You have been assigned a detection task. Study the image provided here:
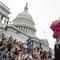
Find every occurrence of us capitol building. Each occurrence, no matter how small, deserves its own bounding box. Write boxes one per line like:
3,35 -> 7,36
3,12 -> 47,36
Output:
0,1 -> 52,52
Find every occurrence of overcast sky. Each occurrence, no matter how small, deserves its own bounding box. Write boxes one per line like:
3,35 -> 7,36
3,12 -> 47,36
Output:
0,0 -> 60,49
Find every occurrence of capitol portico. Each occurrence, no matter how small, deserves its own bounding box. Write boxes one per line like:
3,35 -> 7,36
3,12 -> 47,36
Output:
0,1 -> 51,52
0,1 -> 10,26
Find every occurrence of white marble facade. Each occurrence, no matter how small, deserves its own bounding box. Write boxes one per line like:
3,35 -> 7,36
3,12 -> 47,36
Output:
0,1 -> 50,51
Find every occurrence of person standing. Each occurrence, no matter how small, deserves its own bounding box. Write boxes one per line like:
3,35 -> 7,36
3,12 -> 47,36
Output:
50,19 -> 60,60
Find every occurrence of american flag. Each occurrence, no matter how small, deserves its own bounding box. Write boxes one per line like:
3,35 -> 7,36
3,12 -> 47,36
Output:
26,37 -> 33,48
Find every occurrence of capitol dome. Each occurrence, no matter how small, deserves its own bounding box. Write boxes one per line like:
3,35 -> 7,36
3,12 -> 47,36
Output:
13,3 -> 36,37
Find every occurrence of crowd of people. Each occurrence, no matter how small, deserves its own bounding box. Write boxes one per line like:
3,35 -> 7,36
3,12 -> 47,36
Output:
0,32 -> 53,60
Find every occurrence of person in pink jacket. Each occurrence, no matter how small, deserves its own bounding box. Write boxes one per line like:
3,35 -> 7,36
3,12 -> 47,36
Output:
50,19 -> 60,60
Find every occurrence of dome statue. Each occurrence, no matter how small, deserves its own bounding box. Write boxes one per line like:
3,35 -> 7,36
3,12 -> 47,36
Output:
13,3 -> 36,37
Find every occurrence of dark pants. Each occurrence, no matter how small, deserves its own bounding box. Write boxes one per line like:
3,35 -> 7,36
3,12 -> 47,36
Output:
54,44 -> 60,60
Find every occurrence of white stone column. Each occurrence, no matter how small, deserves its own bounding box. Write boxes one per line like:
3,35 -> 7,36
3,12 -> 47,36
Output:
26,27 -> 28,33
25,27 -> 26,32
23,26 -> 25,32
31,28 -> 32,34
24,26 -> 25,32
22,26 -> 24,31
21,26 -> 23,31
0,13 -> 2,26
27,27 -> 29,34
4,17 -> 8,26
29,28 -> 31,35
0,14 -> 2,20
26,27 -> 27,32
32,30 -> 34,35
21,26 -> 22,31
19,26 -> 20,29
28,28 -> 30,34
27,27 -> 28,33
31,29 -> 33,34
20,26 -> 21,30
